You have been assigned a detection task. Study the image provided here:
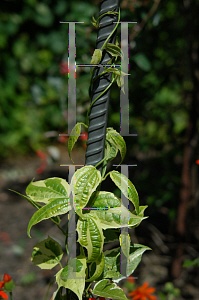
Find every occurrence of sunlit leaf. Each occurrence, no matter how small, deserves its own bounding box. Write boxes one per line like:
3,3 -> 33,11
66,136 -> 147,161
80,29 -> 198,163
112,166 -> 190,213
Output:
70,165 -> 101,209
9,189 -> 60,225
109,171 -> 139,214
27,198 -> 71,237
68,122 -> 87,163
56,254 -> 87,300
92,279 -> 128,300
120,231 -> 130,257
31,236 -> 63,269
86,252 -> 105,282
26,177 -> 69,204
101,244 -> 151,282
77,214 -> 104,262
106,128 -> 126,164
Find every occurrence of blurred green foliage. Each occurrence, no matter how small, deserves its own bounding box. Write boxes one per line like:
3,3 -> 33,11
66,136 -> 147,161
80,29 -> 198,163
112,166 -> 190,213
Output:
0,0 -> 197,226
0,0 -> 98,157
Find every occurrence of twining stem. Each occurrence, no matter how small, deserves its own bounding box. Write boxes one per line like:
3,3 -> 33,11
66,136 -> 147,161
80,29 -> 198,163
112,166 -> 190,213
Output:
9,292 -> 13,300
94,150 -> 110,169
97,9 -> 118,25
101,171 -> 111,182
86,76 -> 115,125
87,9 -> 120,125
101,8 -> 120,51
57,224 -> 67,236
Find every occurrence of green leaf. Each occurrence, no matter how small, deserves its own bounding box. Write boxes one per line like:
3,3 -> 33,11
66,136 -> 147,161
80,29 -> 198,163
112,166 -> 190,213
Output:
9,189 -> 42,209
70,165 -> 101,209
120,232 -> 130,257
92,279 -> 128,300
91,191 -> 143,229
90,49 -> 102,65
101,141 -> 118,178
77,214 -> 104,262
86,252 -> 105,282
100,66 -> 121,77
105,42 -> 124,59
56,254 -> 87,300
105,140 -> 118,162
9,189 -> 61,225
109,171 -> 139,214
116,74 -> 125,94
94,206 -> 143,230
183,257 -> 199,267
106,128 -> 126,164
91,15 -> 98,28
31,236 -> 63,269
103,229 -> 119,243
132,53 -> 151,72
137,205 -> 148,217
52,287 -> 63,300
92,191 -> 121,207
101,244 -> 150,282
68,122 -> 87,163
26,177 -> 69,204
27,198 -> 71,238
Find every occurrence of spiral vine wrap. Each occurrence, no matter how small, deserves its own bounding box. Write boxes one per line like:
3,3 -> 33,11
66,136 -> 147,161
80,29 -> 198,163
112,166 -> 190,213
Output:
85,0 -> 120,172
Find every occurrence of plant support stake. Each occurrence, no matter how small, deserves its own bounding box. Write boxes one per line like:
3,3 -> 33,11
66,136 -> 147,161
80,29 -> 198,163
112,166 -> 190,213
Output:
85,0 -> 120,173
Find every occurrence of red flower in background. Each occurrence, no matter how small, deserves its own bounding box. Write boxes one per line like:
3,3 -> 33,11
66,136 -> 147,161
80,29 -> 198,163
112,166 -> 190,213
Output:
0,282 -> 4,289
36,150 -> 47,174
2,275 -> 11,284
60,62 -> 68,75
0,232 -> 11,245
128,282 -> 157,300
0,274 -> 12,300
0,291 -> 8,299
79,131 -> 88,150
128,275 -> 136,283
196,159 -> 199,164
89,297 -> 112,300
58,133 -> 68,144
60,61 -> 78,78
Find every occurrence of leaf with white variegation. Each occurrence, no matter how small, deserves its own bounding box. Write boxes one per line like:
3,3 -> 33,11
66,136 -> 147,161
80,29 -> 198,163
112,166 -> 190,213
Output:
26,177 -> 69,204
86,252 -> 105,282
56,254 -> 87,300
109,171 -> 139,214
91,191 -> 143,229
68,122 -> 88,163
92,279 -> 128,300
106,128 -> 126,164
101,244 -> 151,282
9,189 -> 61,226
76,214 -> 104,263
137,205 -> 148,217
70,165 -> 101,209
120,231 -> 130,257
103,229 -> 119,243
27,198 -> 71,237
105,140 -> 118,162
101,140 -> 118,178
105,43 -> 124,59
31,236 -> 63,269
